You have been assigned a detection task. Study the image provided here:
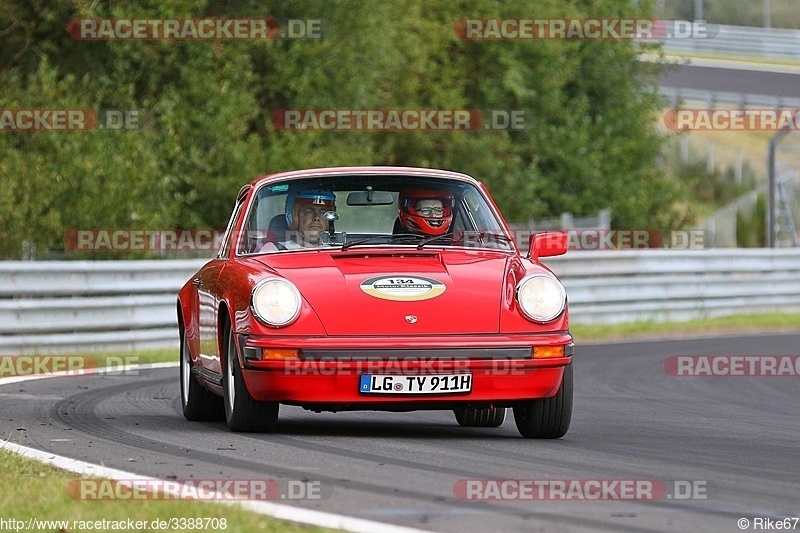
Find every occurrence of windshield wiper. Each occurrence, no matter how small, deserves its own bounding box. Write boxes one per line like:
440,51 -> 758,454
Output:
416,231 -> 514,249
339,234 -> 424,251
474,231 -> 514,244
415,234 -> 452,249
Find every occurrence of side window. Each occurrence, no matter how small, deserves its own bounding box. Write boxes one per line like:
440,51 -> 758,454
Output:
218,197 -> 247,258
462,188 -> 501,231
451,204 -> 468,233
238,189 -> 288,254
456,188 -> 514,250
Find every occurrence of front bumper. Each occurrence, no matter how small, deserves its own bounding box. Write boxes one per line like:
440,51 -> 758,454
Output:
238,333 -> 572,407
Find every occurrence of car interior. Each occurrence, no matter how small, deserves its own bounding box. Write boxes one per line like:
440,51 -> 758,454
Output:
237,175 -> 513,254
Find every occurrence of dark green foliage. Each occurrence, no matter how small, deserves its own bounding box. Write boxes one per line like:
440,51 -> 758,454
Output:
737,193 -> 766,248
0,0 -> 677,258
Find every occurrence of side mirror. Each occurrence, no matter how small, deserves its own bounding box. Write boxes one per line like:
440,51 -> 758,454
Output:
528,231 -> 568,260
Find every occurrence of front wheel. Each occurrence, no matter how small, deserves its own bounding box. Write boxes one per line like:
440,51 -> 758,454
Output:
180,327 -> 223,421
222,325 -> 279,432
454,407 -> 507,427
513,363 -> 572,439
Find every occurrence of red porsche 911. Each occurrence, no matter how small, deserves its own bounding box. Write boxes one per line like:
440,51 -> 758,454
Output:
178,167 -> 573,438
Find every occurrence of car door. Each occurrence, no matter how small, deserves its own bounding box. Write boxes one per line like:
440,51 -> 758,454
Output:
197,189 -> 249,376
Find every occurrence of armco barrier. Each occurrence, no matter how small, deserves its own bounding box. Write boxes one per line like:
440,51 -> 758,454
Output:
0,260 -> 204,355
2,250 -> 799,354
660,24 -> 800,62
543,249 -> 800,325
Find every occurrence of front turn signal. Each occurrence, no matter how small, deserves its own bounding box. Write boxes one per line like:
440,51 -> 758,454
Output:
261,348 -> 300,361
533,346 -> 565,359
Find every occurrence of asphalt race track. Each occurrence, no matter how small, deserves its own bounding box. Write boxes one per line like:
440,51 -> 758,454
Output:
658,63 -> 800,99
2,333 -> 799,532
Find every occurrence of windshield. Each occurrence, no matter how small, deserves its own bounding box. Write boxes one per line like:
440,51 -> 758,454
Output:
237,174 -> 514,254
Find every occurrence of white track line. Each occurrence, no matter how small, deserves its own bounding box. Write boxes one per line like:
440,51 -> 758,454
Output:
0,363 -> 428,533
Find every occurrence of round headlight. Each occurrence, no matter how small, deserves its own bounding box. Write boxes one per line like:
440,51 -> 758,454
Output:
251,278 -> 302,327
516,275 -> 566,322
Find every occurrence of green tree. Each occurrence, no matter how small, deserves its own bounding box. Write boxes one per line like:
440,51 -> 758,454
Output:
0,0 -> 677,258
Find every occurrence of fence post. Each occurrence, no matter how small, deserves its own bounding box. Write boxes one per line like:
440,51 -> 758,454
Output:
768,129 -> 792,247
680,135 -> 690,166
599,209 -> 611,230
707,142 -> 715,174
735,151 -> 743,184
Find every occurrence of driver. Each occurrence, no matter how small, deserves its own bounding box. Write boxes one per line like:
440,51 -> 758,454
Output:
397,188 -> 454,236
262,189 -> 336,250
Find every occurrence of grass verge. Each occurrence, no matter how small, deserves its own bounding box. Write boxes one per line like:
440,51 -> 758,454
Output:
0,447 -> 330,533
90,348 -> 177,367
658,52 -> 800,68
570,311 -> 800,343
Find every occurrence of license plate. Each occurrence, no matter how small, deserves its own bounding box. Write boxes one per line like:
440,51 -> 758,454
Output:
359,374 -> 472,394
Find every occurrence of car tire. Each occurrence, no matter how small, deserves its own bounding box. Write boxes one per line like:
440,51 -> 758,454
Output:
180,327 -> 224,421
454,407 -> 507,427
222,325 -> 279,432
513,363 -> 572,439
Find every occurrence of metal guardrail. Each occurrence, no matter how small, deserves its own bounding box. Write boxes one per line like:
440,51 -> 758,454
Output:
661,23 -> 800,61
543,249 -> 800,324
659,86 -> 800,109
2,250 -> 800,353
0,260 -> 204,354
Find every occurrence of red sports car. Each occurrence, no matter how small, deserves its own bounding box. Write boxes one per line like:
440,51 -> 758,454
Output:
178,167 -> 573,438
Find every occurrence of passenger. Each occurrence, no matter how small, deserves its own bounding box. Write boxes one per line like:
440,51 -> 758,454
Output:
397,189 -> 454,236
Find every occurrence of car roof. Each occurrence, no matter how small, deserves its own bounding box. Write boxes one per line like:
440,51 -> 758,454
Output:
247,166 -> 481,188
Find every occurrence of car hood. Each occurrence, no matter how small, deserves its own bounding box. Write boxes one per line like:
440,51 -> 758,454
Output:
255,250 -> 508,335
